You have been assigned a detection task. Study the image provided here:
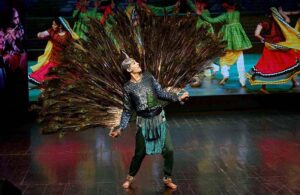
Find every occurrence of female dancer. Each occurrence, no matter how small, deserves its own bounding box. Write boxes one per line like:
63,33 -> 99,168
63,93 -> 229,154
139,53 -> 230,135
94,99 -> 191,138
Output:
29,17 -> 78,85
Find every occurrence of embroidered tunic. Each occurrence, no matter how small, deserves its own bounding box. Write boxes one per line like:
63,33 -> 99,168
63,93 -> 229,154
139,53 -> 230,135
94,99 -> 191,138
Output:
119,72 -> 178,154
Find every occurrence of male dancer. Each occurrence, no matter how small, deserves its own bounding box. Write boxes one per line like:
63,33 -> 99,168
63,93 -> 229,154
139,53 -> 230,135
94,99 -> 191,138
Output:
109,56 -> 189,189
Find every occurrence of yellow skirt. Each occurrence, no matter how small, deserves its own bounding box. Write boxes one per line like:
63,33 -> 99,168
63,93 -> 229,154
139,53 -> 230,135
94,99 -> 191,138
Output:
30,41 -> 52,72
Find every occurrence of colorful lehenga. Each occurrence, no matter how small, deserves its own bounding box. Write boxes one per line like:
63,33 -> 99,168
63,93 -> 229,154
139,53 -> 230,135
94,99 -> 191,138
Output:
29,29 -> 72,84
247,8 -> 300,85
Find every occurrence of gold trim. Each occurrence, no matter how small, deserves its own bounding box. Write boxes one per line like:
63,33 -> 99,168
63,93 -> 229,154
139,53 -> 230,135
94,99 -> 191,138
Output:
246,71 -> 300,85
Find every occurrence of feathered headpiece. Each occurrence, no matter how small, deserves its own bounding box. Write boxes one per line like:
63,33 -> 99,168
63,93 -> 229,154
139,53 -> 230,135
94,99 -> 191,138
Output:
121,50 -> 136,70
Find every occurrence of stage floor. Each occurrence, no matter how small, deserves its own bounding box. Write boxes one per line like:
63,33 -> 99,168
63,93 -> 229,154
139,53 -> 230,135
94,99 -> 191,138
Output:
28,54 -> 300,101
1,110 -> 299,194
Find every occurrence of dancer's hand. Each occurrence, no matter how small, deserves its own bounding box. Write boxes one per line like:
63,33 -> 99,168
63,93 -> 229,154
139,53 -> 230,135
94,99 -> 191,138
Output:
179,92 -> 189,101
109,128 -> 121,138
284,16 -> 291,23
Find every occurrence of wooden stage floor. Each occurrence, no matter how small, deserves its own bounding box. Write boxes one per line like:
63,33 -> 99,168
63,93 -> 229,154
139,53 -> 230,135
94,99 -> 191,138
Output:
1,110 -> 299,194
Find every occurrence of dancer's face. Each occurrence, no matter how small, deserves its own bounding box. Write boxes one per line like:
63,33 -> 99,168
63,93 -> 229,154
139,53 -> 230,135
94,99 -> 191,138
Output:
128,60 -> 142,73
12,10 -> 20,25
52,21 -> 59,31
52,21 -> 63,32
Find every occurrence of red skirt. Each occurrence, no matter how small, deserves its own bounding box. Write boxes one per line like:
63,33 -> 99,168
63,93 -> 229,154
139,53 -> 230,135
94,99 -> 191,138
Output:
29,61 -> 58,84
247,47 -> 300,85
254,47 -> 300,74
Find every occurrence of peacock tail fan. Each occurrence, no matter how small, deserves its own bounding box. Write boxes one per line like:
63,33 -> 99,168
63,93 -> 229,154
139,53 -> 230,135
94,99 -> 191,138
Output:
138,10 -> 226,92
36,10 -> 225,135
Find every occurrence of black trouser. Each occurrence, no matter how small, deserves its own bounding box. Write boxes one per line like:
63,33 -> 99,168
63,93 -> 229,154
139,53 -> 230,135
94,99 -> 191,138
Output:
128,128 -> 174,177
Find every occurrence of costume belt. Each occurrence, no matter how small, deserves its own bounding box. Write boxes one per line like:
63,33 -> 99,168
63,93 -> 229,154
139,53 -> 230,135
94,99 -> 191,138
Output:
136,106 -> 162,118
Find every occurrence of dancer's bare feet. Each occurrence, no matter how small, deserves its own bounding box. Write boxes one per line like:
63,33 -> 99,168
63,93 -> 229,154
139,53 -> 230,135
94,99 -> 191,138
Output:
291,80 -> 299,89
163,177 -> 177,190
122,175 -> 134,189
260,85 -> 269,94
219,77 -> 228,85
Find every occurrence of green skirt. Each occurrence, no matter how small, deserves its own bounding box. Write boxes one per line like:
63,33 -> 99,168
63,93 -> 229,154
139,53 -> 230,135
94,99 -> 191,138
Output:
136,110 -> 167,155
